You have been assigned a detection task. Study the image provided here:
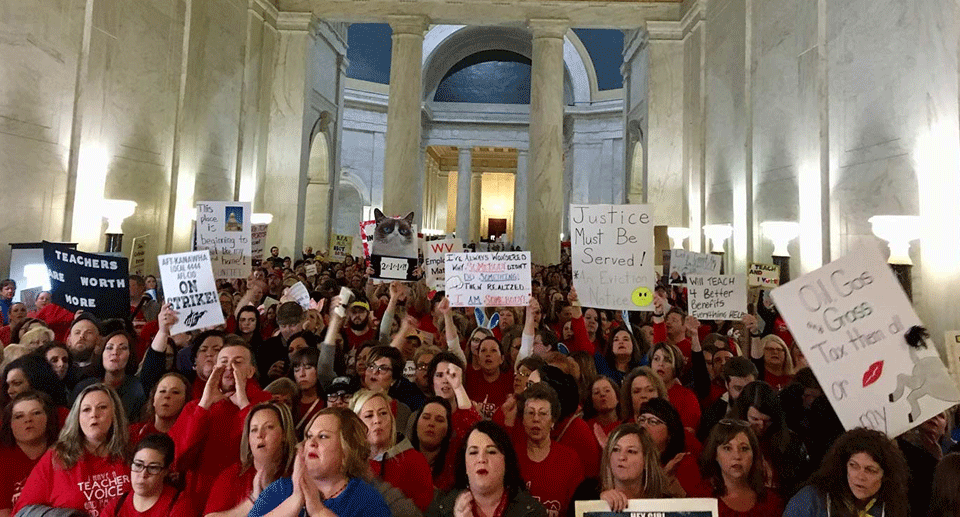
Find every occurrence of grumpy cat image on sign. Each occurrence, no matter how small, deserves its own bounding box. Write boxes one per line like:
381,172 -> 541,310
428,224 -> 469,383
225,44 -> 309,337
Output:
372,209 -> 418,258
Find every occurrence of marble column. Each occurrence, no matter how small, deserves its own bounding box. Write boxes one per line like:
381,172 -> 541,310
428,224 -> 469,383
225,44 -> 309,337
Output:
456,147 -> 472,241
383,15 -> 428,217
527,19 -> 568,265
513,149 -> 529,248
470,171 -> 483,242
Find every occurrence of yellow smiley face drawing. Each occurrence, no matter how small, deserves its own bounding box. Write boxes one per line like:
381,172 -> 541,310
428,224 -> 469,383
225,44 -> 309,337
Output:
632,287 -> 653,307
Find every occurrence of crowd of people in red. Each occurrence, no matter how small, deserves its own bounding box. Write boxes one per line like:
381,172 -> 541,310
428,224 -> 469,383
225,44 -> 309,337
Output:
0,246 -> 956,517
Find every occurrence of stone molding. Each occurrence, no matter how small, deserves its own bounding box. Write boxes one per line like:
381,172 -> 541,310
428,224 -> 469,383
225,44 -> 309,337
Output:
388,14 -> 430,35
528,19 -> 570,40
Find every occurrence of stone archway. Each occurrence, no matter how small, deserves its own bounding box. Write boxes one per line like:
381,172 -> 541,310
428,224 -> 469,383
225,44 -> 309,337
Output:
304,113 -> 334,251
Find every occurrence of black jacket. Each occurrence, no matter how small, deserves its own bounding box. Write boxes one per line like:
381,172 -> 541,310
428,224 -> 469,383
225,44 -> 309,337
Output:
427,489 -> 547,517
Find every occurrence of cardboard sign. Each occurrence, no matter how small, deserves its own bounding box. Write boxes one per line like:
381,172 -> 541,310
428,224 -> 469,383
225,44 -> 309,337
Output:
330,234 -> 353,262
444,251 -> 531,307
770,246 -> 960,437
945,331 -> 960,391
570,204 -> 655,311
360,212 -> 420,282
304,263 -> 318,277
424,238 -> 463,291
157,250 -> 225,334
748,262 -> 780,289
576,498 -> 718,517
668,250 -> 721,284
129,235 -> 149,276
42,242 -> 129,320
687,274 -> 746,321
251,224 -> 268,261
195,201 -> 252,279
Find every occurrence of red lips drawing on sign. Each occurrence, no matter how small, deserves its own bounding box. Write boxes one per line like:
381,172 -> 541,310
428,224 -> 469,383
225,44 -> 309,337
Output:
863,361 -> 884,387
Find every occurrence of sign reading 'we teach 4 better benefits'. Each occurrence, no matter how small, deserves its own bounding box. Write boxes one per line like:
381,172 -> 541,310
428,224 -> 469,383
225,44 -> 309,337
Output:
771,246 -> 960,438
570,204 -> 655,311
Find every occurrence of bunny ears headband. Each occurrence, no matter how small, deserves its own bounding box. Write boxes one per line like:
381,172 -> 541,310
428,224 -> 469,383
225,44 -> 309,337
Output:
475,308 -> 500,330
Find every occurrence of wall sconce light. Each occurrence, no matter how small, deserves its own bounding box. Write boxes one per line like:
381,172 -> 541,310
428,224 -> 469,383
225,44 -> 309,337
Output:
869,215 -> 919,299
761,220 -> 799,285
667,227 -> 691,250
252,213 -> 274,225
702,224 -> 733,253
101,199 -> 137,253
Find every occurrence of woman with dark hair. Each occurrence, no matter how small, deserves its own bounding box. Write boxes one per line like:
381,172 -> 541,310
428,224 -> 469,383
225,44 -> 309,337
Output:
784,427 -> 909,517
14,383 -> 131,516
427,420 -> 546,517
36,342 -> 71,381
636,398 -> 702,494
0,392 -> 60,517
693,419 -> 783,517
567,288 -> 605,355
204,401 -> 298,516
594,328 -> 646,386
237,305 -> 265,349
428,351 -> 482,456
620,366 -> 668,424
411,396 -> 456,491
129,372 -> 190,447
101,434 -> 194,517
290,346 -> 324,439
2,354 -> 68,409
929,452 -> 960,517
650,342 -> 700,431
730,380 -> 810,499
584,376 -> 622,447
72,330 -> 146,422
465,336 -> 514,418
250,407 -> 391,517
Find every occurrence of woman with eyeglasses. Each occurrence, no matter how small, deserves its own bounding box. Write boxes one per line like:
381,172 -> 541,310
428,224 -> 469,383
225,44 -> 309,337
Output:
745,316 -> 795,391
636,398 -> 703,495
101,434 -> 194,517
290,347 -> 324,439
426,420 -> 547,517
0,392 -> 60,517
14,384 -> 131,516
783,427 -> 908,517
513,383 -> 584,517
692,419 -> 783,517
203,401 -> 298,516
351,389 -> 434,512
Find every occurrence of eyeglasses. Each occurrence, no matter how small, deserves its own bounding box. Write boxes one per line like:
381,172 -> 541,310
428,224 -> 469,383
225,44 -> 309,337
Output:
131,461 -> 165,475
718,418 -> 750,428
327,393 -> 349,403
636,415 -> 665,426
366,364 -> 392,374
516,371 -> 531,379
416,363 -> 430,371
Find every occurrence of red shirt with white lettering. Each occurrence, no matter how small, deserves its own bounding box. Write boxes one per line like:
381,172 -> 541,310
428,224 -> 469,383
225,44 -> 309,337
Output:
0,446 -> 41,511
464,369 -> 514,419
13,449 -> 131,517
516,440 -> 584,517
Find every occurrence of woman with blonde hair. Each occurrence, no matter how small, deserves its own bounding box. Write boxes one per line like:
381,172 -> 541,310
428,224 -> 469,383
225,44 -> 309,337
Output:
250,407 -> 390,517
351,389 -> 433,511
17,326 -> 54,350
204,401 -> 298,516
752,334 -> 794,391
14,383 -> 131,516
590,424 -> 684,510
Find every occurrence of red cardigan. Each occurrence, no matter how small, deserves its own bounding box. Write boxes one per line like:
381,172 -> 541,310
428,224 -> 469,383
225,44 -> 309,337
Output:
370,440 -> 434,511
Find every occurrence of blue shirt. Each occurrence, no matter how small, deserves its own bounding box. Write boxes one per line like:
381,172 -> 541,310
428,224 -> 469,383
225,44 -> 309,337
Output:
250,476 -> 391,517
0,298 -> 10,325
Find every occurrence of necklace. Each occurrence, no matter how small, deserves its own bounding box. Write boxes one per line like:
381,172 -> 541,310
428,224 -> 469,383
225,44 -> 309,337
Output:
324,479 -> 349,501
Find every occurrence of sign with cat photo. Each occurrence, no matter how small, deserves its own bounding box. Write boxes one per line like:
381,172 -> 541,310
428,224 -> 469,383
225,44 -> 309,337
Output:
360,209 -> 421,282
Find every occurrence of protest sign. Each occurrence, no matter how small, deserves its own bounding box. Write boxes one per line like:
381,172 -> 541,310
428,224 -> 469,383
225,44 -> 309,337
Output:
668,250 -> 721,284
576,498 -> 718,517
330,234 -> 353,262
129,235 -> 149,276
43,242 -> 129,320
748,262 -> 780,289
424,238 -> 463,291
570,204 -> 655,311
444,251 -> 531,307
288,281 -> 312,310
360,210 -> 420,281
251,224 -> 268,262
157,250 -> 225,334
945,331 -> 960,391
195,201 -> 252,279
687,274 -> 746,320
770,246 -> 960,437
304,263 -> 318,277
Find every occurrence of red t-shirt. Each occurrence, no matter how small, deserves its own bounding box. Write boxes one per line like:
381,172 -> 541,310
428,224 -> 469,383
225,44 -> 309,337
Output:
102,484 -> 194,517
763,371 -> 793,391
13,449 -> 131,517
345,326 -> 377,352
0,446 -> 41,511
516,440 -> 584,517
370,447 -> 434,511
204,462 -> 256,514
690,482 -> 784,517
668,383 -> 702,431
129,422 -> 162,449
465,369 -> 514,419
675,432 -> 704,495
554,415 -> 601,479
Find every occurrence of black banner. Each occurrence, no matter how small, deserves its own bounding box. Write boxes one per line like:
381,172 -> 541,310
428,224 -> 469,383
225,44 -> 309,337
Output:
43,241 -> 129,320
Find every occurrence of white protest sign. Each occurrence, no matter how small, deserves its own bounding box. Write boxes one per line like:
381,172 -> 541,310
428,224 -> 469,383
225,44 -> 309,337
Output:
196,201 -> 252,279
251,224 -> 268,261
330,234 -> 353,262
424,238 -> 463,291
304,263 -> 318,277
770,246 -> 960,437
945,331 -> 960,390
288,281 -> 311,310
129,235 -> 149,276
748,262 -> 780,289
570,204 -> 655,311
444,251 -> 531,307
576,498 -> 718,517
687,274 -> 746,320
668,250 -> 721,284
157,250 -> 225,334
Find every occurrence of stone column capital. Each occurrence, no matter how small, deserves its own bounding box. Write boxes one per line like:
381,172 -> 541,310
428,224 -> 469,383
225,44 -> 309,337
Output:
276,12 -> 313,31
458,146 -> 472,158
388,15 -> 430,36
528,19 -> 569,40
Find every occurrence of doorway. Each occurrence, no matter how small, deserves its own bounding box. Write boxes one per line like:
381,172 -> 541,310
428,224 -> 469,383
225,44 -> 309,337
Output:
487,218 -> 507,239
